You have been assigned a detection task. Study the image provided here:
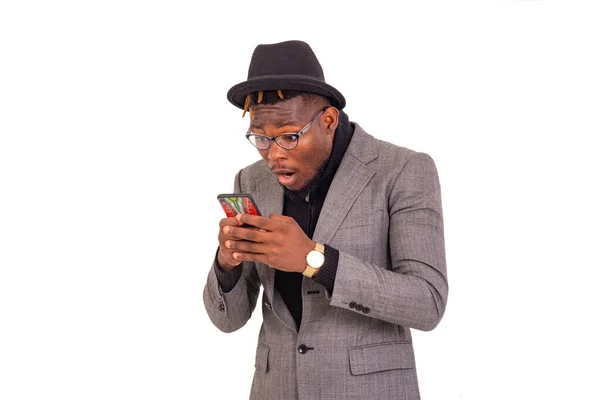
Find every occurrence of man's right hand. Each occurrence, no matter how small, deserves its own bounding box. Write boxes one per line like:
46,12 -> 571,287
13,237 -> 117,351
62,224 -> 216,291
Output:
217,217 -> 244,271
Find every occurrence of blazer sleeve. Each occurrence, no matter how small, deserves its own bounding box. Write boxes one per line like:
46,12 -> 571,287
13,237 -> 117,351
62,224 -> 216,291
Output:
202,169 -> 261,333
328,152 -> 448,331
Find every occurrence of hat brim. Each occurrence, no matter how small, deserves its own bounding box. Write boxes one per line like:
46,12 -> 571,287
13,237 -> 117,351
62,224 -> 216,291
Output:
227,74 -> 346,110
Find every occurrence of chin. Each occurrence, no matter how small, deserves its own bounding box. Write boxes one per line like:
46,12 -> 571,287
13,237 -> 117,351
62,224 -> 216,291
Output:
283,178 -> 309,193
283,182 -> 304,192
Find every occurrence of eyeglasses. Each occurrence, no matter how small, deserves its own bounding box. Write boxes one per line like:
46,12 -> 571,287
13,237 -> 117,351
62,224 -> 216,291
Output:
245,107 -> 328,150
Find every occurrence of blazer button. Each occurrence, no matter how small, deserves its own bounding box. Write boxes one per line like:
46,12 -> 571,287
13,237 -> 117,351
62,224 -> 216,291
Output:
362,307 -> 370,314
297,344 -> 314,354
218,304 -> 225,312
264,301 -> 272,310
355,304 -> 364,312
349,301 -> 357,309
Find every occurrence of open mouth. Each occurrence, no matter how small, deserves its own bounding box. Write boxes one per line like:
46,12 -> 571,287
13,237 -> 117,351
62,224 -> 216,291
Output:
273,170 -> 297,186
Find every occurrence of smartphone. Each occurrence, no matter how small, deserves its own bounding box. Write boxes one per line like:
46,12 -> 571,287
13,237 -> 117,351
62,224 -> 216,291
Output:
217,193 -> 262,218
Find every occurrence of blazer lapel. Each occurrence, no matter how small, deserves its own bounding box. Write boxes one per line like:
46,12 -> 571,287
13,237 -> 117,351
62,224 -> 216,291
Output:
255,175 -> 298,332
255,174 -> 284,300
313,125 -> 378,245
255,174 -> 284,218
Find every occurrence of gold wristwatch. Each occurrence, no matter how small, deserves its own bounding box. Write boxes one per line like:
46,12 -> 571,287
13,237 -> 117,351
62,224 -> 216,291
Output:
303,242 -> 325,278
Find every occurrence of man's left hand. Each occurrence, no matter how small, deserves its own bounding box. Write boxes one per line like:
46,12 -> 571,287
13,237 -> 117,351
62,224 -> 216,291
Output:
222,213 -> 314,273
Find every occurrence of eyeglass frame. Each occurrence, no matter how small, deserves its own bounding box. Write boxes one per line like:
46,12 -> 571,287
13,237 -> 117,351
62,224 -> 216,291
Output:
245,106 -> 329,150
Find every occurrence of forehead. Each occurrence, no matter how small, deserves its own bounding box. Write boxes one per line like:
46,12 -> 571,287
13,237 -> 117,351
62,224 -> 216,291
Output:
250,96 -> 308,129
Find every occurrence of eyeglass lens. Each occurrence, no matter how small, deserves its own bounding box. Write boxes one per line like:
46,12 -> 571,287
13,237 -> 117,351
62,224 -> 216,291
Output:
249,134 -> 298,150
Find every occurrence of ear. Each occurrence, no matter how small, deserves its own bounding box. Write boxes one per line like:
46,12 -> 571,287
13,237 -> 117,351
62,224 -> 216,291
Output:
323,107 -> 339,134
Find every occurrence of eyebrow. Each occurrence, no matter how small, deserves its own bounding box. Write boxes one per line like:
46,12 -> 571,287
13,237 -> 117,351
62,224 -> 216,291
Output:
250,120 -> 302,131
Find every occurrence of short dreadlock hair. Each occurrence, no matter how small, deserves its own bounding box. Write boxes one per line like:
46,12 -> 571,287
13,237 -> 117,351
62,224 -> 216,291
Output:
242,90 -> 330,118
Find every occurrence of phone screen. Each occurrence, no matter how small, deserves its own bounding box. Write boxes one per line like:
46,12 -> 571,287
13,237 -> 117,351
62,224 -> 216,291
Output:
217,194 -> 261,217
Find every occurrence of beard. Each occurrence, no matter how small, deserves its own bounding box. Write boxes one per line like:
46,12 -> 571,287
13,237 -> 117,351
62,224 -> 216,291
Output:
281,157 -> 329,198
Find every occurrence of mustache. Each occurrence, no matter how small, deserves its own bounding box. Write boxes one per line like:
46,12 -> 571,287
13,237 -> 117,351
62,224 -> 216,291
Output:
270,165 -> 296,174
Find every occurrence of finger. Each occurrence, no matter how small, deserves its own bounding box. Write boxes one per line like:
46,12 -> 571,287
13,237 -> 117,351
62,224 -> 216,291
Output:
225,239 -> 265,254
223,226 -> 267,242
219,217 -> 243,229
232,251 -> 269,264
268,213 -> 294,223
218,247 -> 242,267
218,225 -> 244,243
236,213 -> 273,230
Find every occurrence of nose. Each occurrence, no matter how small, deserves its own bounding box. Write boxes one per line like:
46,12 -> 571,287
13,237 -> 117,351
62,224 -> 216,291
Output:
266,142 -> 287,161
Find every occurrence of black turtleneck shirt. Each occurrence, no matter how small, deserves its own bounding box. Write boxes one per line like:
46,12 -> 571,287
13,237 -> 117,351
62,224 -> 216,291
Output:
215,110 -> 355,329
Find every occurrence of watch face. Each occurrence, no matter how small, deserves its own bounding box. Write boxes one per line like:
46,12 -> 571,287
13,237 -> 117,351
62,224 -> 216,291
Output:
307,250 -> 325,268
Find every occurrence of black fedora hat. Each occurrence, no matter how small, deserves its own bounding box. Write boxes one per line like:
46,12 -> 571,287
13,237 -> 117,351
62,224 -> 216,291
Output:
227,40 -> 346,110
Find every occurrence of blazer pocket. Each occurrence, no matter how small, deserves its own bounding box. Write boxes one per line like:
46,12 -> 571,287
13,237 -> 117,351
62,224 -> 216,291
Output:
254,342 -> 269,373
348,341 -> 415,376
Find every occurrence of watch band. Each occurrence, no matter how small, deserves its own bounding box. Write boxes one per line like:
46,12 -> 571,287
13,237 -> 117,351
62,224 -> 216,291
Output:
313,242 -> 325,254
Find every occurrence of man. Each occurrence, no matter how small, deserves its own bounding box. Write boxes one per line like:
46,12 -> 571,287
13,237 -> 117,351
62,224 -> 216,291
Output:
203,40 -> 448,400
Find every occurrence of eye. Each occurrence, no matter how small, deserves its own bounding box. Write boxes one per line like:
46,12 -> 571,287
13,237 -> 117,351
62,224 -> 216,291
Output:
254,136 -> 270,145
280,135 -> 298,144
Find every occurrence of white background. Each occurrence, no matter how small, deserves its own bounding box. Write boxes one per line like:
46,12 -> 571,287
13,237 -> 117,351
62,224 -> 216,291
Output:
1,1 -> 599,399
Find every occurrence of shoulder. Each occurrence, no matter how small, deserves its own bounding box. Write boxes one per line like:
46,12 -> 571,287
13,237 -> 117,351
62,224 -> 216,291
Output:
351,123 -> 436,172
234,159 -> 271,192
241,158 -> 269,177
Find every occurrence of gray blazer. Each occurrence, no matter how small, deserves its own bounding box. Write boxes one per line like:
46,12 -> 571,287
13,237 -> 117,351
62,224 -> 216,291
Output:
203,124 -> 448,400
